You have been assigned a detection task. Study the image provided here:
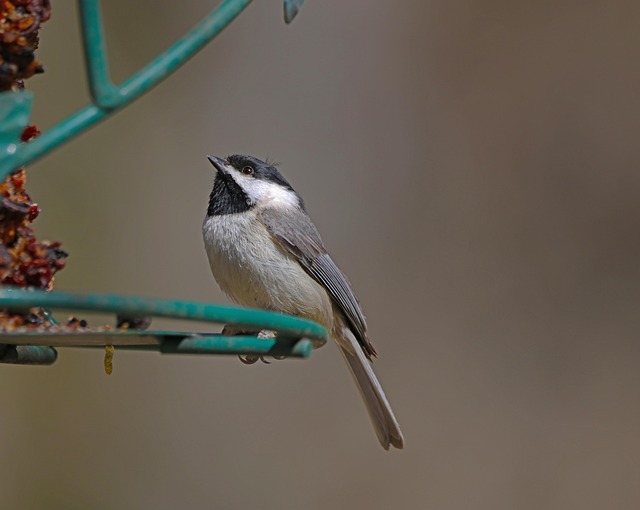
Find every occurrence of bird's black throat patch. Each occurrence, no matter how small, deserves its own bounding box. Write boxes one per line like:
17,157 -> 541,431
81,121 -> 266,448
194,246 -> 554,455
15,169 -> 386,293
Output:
207,172 -> 252,216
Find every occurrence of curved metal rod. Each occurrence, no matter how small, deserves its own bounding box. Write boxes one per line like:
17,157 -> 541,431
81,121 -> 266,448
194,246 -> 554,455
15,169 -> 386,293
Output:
79,0 -> 254,109
0,0 -> 255,179
0,288 -> 327,341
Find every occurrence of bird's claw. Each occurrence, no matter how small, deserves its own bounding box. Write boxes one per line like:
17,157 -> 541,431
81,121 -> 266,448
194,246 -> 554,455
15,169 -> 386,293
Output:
239,354 -> 259,364
230,328 -> 281,365
238,355 -> 273,364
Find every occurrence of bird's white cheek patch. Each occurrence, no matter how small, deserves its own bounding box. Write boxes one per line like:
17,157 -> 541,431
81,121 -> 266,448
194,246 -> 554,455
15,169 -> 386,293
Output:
233,173 -> 299,209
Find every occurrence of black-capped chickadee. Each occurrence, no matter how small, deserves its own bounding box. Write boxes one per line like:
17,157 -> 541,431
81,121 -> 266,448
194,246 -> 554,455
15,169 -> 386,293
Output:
202,154 -> 404,450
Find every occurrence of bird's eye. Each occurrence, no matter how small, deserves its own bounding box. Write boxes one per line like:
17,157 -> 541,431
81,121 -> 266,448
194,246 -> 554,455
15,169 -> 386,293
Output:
241,166 -> 254,175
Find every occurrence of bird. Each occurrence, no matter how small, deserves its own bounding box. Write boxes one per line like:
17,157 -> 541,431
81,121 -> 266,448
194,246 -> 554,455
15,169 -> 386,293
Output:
202,154 -> 404,450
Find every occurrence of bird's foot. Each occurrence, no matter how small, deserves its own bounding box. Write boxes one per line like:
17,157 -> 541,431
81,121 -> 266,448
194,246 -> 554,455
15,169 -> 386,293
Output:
222,327 -> 284,364
239,354 -> 259,364
256,330 -> 288,361
238,354 -> 274,364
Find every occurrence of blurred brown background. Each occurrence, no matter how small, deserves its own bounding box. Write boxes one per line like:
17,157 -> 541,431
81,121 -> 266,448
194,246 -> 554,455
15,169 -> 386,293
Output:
1,0 -> 639,508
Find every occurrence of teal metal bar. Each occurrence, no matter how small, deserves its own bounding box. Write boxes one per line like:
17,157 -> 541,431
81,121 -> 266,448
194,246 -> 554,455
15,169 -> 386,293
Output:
78,0 -> 118,107
0,332 -> 313,359
284,0 -> 305,23
79,0 -> 253,109
0,0 -> 255,179
0,288 -> 326,364
0,90 -> 33,155
152,335 -> 313,357
0,344 -> 57,365
0,288 -> 327,340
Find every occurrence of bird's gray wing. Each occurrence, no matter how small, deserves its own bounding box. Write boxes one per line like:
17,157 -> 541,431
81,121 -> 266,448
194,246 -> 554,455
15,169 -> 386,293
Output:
260,207 -> 375,358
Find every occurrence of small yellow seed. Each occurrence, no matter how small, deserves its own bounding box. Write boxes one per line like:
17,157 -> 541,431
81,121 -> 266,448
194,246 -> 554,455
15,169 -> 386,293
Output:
104,345 -> 115,375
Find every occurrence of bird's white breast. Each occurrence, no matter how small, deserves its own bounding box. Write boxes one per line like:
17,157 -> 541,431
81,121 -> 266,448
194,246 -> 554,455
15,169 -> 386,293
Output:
202,211 -> 334,330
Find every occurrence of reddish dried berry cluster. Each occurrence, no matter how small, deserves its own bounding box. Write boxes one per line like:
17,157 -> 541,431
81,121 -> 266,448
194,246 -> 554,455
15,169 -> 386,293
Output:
20,123 -> 39,141
0,310 -> 94,333
0,148 -> 68,330
0,0 -> 51,90
0,1 -> 73,333
0,139 -> 68,290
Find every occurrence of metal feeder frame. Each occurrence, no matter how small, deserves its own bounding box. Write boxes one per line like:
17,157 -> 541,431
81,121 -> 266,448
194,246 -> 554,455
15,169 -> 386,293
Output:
0,0 -> 325,365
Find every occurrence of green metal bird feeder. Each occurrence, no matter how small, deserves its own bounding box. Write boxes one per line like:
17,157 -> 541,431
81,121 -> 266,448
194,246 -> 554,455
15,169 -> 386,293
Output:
0,0 -> 326,365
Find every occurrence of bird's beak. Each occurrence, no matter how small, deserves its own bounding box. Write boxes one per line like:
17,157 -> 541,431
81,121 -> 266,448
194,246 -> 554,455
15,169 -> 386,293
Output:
207,155 -> 228,174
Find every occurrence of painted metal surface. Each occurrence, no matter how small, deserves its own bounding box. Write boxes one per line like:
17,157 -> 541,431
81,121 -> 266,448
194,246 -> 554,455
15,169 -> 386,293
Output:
0,0 -> 255,179
0,289 -> 326,364
0,0 -> 318,365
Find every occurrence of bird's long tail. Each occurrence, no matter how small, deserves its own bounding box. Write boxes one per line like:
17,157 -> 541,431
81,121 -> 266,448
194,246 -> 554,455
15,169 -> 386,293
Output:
338,333 -> 404,450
